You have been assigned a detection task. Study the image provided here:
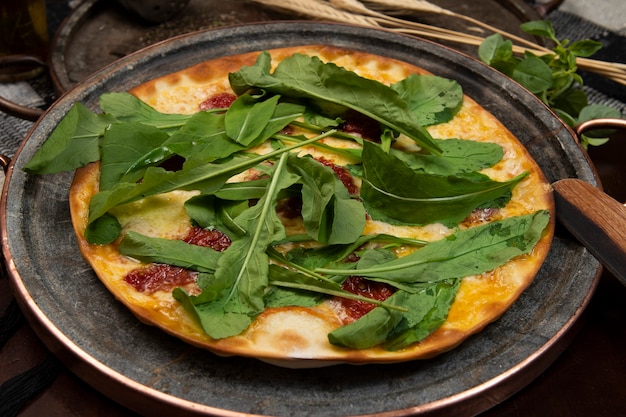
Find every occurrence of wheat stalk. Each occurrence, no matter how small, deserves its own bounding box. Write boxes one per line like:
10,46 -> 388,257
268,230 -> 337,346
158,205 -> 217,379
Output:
360,0 -> 449,15
354,0 -> 626,84
251,0 -> 382,27
251,0 -> 626,86
329,0 -> 488,41
360,0 -> 553,53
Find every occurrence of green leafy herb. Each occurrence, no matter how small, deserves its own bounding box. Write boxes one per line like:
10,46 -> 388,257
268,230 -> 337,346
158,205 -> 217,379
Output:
391,138 -> 504,175
279,233 -> 426,271
391,73 -> 463,126
185,194 -> 251,238
266,258 -> 408,312
173,153 -> 298,339
324,210 -> 550,349
316,210 -> 551,283
383,279 -> 460,351
229,51 -> 442,155
478,20 -> 622,148
328,279 -> 460,350
99,92 -> 192,132
84,213 -> 122,245
126,111 -> 243,173
87,131 -> 334,241
287,154 -> 366,244
225,94 -> 280,145
23,103 -> 112,174
119,231 -> 222,273
99,122 -> 171,190
360,141 -> 525,226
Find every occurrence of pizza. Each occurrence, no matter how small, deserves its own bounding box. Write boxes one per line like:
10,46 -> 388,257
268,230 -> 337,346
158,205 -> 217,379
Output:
27,45 -> 554,368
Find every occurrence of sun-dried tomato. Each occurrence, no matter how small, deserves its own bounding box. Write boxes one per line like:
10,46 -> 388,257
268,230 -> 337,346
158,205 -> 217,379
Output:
317,157 -> 359,195
183,226 -> 231,252
338,276 -> 396,321
124,264 -> 196,294
199,92 -> 237,111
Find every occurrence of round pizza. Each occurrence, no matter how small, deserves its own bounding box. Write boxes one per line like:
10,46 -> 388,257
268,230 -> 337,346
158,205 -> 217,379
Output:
26,45 -> 554,368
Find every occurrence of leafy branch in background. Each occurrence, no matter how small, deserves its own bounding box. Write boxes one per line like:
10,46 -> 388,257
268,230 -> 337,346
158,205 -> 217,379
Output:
479,20 -> 622,149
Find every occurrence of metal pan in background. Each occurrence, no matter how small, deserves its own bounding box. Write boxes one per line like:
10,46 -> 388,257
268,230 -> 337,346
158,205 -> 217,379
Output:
1,22 -> 601,417
47,0 -> 552,94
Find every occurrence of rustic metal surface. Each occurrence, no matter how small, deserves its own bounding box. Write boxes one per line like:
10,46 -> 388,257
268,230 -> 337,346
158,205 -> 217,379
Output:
48,0 -> 546,93
2,22 -> 601,417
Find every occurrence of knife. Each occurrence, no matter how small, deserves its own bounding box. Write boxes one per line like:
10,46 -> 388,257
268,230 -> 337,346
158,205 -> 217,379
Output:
553,178 -> 626,286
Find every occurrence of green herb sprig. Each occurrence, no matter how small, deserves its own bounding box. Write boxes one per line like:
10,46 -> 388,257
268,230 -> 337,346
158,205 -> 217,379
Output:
479,20 -> 622,148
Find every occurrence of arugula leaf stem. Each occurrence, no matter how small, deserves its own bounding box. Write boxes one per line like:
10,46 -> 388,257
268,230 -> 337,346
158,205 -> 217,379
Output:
259,129 -> 337,160
290,120 -> 364,144
274,132 -> 361,162
224,152 -> 291,302
89,129 -> 339,223
315,211 -> 544,278
269,280 -> 408,312
138,108 -> 228,131
314,254 -> 455,277
266,247 -> 341,286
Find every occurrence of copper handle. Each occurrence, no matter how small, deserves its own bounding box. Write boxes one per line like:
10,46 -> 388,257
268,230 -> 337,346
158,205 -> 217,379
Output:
575,118 -> 626,136
0,55 -> 47,121
0,154 -> 10,174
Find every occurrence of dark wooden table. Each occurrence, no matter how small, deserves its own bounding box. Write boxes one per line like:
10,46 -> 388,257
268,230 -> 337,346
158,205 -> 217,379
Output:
1,1 -> 625,416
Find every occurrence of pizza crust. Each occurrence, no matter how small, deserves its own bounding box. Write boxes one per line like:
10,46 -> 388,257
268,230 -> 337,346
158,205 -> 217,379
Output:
70,45 -> 554,367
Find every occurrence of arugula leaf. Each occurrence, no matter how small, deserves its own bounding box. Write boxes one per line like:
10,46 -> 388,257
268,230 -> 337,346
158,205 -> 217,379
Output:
281,233 -> 426,271
87,155 -> 252,229
383,279 -> 460,350
264,279 -> 327,308
225,94 -> 280,145
84,213 -> 122,245
99,92 -> 191,133
266,262 -> 409,312
267,263 -> 340,307
229,51 -> 442,155
124,100 -> 305,175
86,132 -> 334,238
391,74 -> 463,126
118,231 -> 222,272
123,112 -> 244,175
287,154 -> 366,245
328,279 -> 460,350
328,290 -> 410,349
391,138 -> 504,175
23,103 -> 112,174
361,142 -> 526,226
214,178 -> 279,200
99,122 -> 171,190
316,210 -> 551,283
174,153 -> 300,339
184,194 -> 248,238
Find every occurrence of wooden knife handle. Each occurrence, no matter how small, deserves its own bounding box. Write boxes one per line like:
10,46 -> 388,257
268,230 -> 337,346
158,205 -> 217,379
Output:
553,178 -> 626,286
